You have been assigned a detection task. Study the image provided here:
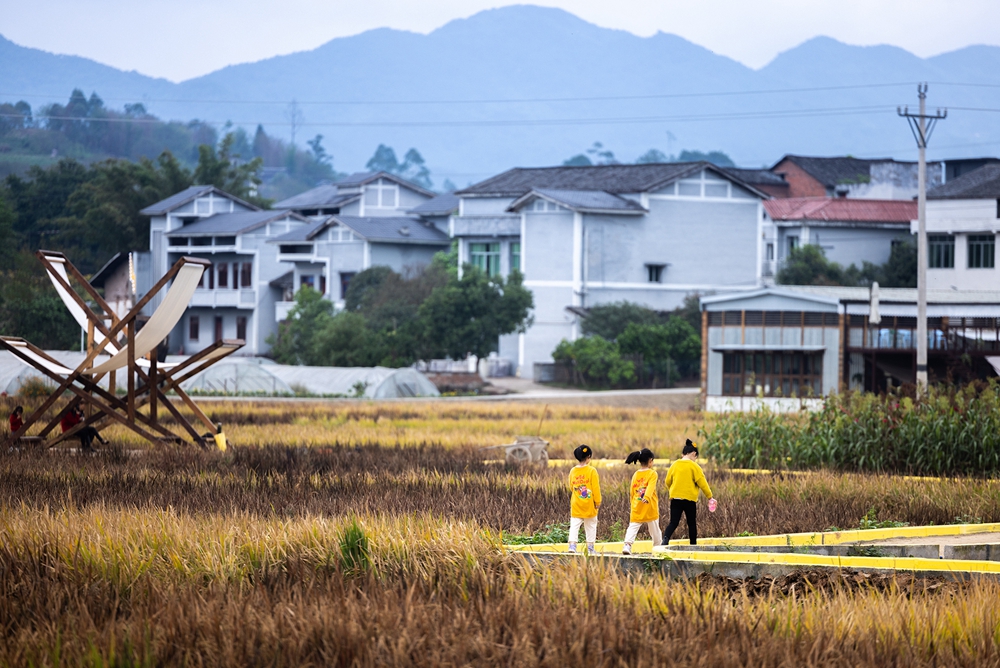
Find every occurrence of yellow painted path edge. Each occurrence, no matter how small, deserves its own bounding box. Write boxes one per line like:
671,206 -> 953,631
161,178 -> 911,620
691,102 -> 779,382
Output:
508,522 -> 1000,552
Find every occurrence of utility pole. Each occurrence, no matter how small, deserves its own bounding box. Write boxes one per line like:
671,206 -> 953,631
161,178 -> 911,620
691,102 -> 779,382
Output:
898,83 -> 946,395
286,99 -> 304,147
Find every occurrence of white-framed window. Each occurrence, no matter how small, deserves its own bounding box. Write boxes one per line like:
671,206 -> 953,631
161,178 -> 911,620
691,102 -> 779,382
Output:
363,179 -> 399,208
510,242 -> 521,272
529,198 -> 563,212
673,170 -> 734,199
968,234 -> 995,269
470,242 -> 501,277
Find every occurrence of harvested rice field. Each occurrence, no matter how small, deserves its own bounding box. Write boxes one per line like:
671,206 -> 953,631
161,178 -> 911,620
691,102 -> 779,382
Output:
3,398 -> 1000,666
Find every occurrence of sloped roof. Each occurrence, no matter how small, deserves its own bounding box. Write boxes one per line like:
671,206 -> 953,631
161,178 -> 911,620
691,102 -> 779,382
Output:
273,185 -> 360,210
167,210 -> 304,236
772,156 -> 899,188
139,185 -> 259,215
722,168 -> 788,187
928,163 -> 1000,199
457,161 -> 764,198
268,219 -> 329,243
335,216 -> 450,245
90,252 -> 127,288
704,285 -> 1000,306
409,192 -> 459,216
508,188 -> 646,214
334,171 -> 437,197
764,197 -> 916,224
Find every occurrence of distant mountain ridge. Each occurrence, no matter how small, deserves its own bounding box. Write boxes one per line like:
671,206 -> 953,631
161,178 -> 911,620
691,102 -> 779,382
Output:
2,5 -> 999,186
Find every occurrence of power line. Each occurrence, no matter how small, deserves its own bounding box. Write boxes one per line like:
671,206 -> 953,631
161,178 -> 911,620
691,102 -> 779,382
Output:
0,82 -> 936,106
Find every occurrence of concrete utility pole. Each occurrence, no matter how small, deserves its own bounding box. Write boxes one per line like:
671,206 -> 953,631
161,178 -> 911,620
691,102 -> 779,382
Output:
898,84 -> 946,395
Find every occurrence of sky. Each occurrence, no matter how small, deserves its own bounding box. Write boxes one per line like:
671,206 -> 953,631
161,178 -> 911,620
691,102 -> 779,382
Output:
2,0 -> 998,82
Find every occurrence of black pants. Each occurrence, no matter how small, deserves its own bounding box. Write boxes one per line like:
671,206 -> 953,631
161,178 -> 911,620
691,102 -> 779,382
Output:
78,426 -> 101,450
663,499 -> 698,545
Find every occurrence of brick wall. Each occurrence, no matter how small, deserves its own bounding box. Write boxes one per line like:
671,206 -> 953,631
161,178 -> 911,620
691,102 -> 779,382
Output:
772,159 -> 829,198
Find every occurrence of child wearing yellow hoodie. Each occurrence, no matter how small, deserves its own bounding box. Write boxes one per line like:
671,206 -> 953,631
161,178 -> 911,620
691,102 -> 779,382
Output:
568,444 -> 601,555
622,448 -> 661,555
661,439 -> 714,546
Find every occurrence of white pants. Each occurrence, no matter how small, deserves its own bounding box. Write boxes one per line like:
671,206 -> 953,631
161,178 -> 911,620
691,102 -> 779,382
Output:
624,520 -> 662,546
569,516 -> 598,545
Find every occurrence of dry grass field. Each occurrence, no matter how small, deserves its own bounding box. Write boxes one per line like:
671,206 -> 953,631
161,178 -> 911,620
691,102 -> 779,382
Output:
3,398 -> 1000,666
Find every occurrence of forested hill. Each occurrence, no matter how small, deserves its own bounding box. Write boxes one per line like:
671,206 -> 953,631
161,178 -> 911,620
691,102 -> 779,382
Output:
3,5 -> 1000,184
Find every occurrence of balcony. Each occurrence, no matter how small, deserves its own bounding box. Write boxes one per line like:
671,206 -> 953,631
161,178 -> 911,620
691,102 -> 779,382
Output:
275,300 -> 295,322
190,288 -> 256,309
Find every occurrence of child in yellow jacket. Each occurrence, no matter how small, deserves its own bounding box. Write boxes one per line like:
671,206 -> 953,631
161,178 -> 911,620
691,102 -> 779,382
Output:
568,444 -> 601,555
662,439 -> 714,546
622,448 -> 661,555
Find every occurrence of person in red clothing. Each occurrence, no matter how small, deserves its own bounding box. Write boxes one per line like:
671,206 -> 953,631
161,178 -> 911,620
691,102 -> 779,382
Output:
8,405 -> 23,434
61,405 -> 106,452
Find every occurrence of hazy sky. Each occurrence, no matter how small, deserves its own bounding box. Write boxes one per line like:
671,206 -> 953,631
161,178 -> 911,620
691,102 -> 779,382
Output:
3,0 -> 998,82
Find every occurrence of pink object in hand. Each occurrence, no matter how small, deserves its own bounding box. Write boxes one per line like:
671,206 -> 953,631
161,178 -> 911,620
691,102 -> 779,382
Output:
708,499 -> 718,513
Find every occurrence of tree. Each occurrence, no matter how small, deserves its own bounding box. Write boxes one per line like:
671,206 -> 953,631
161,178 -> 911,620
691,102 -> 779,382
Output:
552,336 -> 635,387
307,134 -> 331,166
677,150 -> 735,167
193,132 -> 270,207
776,245 -> 847,286
562,154 -> 592,167
563,141 -> 617,167
366,144 -> 400,173
636,148 -> 669,164
418,267 -> 533,364
344,266 -> 396,312
364,144 -> 434,189
266,287 -> 333,365
580,301 -> 660,341
673,293 -> 703,333
618,318 -> 701,385
879,241 -> 917,288
310,312 -> 386,367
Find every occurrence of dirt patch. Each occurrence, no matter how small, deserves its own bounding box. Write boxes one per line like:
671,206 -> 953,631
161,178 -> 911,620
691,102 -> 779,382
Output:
696,569 -> 960,597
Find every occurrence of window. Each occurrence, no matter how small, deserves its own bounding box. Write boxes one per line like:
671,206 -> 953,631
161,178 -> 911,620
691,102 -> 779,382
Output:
646,263 -> 666,283
280,244 -> 313,254
215,236 -> 235,246
510,242 -> 521,272
968,234 -> 995,269
530,198 -> 562,212
207,263 -> 214,289
319,275 -> 327,295
470,242 -> 501,276
240,261 -> 252,288
217,262 -> 228,288
236,316 -> 247,341
301,275 -> 315,290
929,235 -> 955,268
169,237 -> 188,246
231,263 -> 238,290
364,179 -> 399,208
214,316 -> 223,341
189,316 -> 200,341
766,243 -> 774,261
340,272 -> 356,300
192,237 -> 211,246
721,351 -> 823,397
788,236 -> 799,253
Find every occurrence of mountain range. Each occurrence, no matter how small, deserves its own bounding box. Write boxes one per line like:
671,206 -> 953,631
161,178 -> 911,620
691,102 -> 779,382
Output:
3,5 -> 1000,187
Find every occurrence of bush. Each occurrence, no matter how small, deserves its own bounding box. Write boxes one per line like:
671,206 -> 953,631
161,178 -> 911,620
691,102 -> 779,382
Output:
552,336 -> 635,388
701,382 -> 1000,476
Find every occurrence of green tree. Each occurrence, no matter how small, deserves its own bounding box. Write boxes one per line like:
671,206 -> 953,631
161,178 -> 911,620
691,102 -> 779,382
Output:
636,148 -> 669,164
618,318 -> 701,385
310,311 -> 386,367
418,267 -> 533,364
776,245 -> 848,286
677,149 -> 735,167
0,249 -> 80,349
879,241 -> 917,288
580,301 -> 660,341
194,132 -> 270,207
552,336 -> 635,387
266,287 -> 333,365
344,266 -> 396,312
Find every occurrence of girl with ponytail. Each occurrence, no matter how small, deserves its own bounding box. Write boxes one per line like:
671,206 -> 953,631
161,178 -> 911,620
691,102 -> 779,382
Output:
621,448 -> 661,555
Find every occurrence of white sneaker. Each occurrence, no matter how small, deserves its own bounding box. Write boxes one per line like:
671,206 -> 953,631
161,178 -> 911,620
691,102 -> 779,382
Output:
568,543 -> 577,554
587,546 -> 596,556
622,544 -> 632,555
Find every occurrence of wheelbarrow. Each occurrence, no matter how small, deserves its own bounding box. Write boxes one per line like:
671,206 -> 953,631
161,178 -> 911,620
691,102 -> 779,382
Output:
483,435 -> 549,465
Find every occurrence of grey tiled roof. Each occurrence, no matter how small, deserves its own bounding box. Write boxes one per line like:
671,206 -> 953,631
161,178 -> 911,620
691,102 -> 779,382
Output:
334,171 -> 437,197
456,161 -> 765,198
928,164 -> 1000,199
167,210 -> 302,236
268,219 -> 329,243
722,168 -> 788,187
409,192 -> 459,216
772,156 -> 896,188
336,216 -> 450,245
273,185 -> 359,210
139,185 -> 258,215
510,188 -> 646,213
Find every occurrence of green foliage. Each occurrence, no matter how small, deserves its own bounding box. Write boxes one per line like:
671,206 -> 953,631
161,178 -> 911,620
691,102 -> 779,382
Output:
858,507 -> 908,530
344,266 -> 396,312
701,382 -> 1000,476
502,522 -> 570,545
676,149 -> 735,167
193,133 -> 270,208
778,243 -> 916,288
0,249 -> 80,349
418,266 -> 534,363
266,287 -> 333,365
310,311 -> 386,367
581,301 -> 660,341
618,318 -> 701,384
365,144 -> 433,189
552,336 -> 635,388
16,376 -> 54,399
338,518 -> 370,575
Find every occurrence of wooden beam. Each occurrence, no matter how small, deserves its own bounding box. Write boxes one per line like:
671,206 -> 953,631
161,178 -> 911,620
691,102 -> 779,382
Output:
127,319 -> 136,422
149,354 -> 158,426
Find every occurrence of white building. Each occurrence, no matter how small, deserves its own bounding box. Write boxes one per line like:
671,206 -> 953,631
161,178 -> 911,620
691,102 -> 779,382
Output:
922,164 -> 1000,291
